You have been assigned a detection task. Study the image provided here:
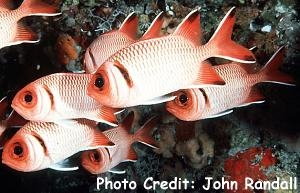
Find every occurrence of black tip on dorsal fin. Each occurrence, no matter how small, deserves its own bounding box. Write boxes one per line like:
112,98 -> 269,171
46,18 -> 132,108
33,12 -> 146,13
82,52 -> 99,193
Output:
141,11 -> 165,40
119,12 -> 139,39
172,9 -> 202,45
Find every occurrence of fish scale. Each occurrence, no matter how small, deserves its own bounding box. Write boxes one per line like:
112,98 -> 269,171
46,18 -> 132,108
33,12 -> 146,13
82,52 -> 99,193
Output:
166,47 -> 295,121
2,119 -> 112,172
12,73 -> 118,126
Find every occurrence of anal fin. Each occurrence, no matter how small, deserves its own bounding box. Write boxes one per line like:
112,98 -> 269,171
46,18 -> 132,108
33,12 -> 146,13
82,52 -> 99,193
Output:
124,148 -> 138,162
49,159 -> 79,171
206,110 -> 233,119
237,88 -> 265,107
12,23 -> 39,46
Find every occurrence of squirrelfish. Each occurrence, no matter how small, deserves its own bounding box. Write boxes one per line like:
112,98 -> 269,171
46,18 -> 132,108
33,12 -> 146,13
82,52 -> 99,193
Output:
12,73 -> 119,126
84,12 -> 164,73
166,47 -> 295,121
2,119 -> 114,172
87,7 -> 256,108
0,0 -> 61,49
81,111 -> 158,174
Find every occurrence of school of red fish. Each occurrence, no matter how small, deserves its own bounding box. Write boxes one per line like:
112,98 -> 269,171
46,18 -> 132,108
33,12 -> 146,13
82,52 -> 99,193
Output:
0,0 -> 295,174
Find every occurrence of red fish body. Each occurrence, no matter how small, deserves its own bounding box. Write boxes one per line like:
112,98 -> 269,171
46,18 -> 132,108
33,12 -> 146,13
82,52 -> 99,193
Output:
81,112 -> 158,174
84,12 -> 164,73
0,0 -> 60,49
166,47 -> 295,121
87,7 -> 255,108
2,119 -> 113,172
12,73 -> 119,126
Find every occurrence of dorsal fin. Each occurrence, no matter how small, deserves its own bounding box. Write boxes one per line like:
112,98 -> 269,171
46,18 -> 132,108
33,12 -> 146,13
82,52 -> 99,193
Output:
140,12 -> 165,40
119,12 -> 138,39
121,111 -> 135,133
172,9 -> 202,45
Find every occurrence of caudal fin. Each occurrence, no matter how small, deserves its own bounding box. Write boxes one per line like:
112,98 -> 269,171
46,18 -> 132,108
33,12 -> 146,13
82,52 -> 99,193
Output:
207,7 -> 256,63
19,0 -> 61,17
134,116 -> 159,149
260,46 -> 295,86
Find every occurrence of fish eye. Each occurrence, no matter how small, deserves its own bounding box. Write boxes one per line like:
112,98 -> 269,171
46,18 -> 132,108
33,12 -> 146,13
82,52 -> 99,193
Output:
24,94 -> 33,103
94,75 -> 105,89
90,150 -> 101,162
179,93 -> 188,105
12,143 -> 24,158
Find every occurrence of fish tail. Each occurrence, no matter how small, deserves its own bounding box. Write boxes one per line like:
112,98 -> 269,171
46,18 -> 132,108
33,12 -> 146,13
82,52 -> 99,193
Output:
207,7 -> 256,64
260,46 -> 295,86
18,0 -> 61,17
134,115 -> 159,149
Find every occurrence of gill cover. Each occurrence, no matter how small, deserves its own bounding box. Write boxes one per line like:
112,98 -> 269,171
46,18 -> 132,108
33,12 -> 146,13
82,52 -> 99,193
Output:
2,133 -> 45,172
166,88 -> 206,121
12,83 -> 52,121
88,61 -> 131,108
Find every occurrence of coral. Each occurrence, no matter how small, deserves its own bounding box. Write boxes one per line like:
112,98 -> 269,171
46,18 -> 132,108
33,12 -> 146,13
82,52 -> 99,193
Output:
224,147 -> 277,193
55,33 -> 78,64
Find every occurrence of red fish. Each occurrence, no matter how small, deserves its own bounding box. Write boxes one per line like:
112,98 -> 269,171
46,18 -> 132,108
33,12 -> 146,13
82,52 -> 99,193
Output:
12,73 -> 119,126
0,0 -> 61,49
166,47 -> 295,121
87,7 -> 255,108
84,12 -> 164,73
81,112 -> 158,174
2,119 -> 114,172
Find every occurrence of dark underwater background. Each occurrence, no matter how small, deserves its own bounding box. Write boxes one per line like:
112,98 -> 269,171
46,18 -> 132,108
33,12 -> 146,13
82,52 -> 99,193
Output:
0,0 -> 300,193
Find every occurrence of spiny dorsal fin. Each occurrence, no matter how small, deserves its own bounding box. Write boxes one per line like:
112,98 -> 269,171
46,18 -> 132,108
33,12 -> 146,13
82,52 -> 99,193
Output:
140,11 -> 165,40
119,12 -> 139,39
172,9 -> 202,45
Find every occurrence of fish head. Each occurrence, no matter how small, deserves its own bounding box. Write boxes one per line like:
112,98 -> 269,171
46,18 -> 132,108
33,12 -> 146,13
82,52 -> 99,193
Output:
87,61 -> 131,108
81,148 -> 110,174
12,83 -> 52,121
2,133 -> 46,172
166,89 -> 206,121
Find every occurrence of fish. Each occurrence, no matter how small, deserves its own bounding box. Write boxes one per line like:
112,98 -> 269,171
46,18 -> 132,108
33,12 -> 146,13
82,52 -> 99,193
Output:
0,96 -> 27,141
12,73 -> 120,126
81,111 -> 158,174
166,47 -> 295,121
87,7 -> 256,108
2,119 -> 114,172
0,0 -> 61,49
84,11 -> 164,73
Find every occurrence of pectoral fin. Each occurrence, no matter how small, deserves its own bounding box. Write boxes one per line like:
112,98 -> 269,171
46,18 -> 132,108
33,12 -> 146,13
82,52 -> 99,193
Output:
142,95 -> 176,105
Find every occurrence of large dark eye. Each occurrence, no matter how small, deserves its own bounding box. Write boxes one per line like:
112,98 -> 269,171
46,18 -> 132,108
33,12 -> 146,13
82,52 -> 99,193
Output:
179,93 -> 188,105
94,76 -> 104,89
13,145 -> 23,157
24,94 -> 33,103
90,150 -> 101,162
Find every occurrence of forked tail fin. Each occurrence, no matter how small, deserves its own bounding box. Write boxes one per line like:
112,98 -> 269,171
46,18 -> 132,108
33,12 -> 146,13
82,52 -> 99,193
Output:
260,46 -> 295,86
207,7 -> 256,64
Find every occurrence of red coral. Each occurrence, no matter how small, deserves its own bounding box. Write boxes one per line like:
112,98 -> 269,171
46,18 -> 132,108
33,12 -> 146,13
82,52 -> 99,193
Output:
224,147 -> 276,193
